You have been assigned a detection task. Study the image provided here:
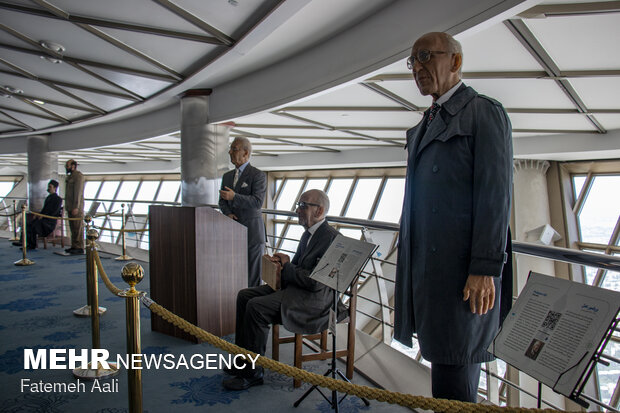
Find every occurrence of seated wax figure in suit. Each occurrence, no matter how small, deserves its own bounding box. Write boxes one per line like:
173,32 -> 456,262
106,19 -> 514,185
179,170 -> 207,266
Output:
14,180 -> 63,250
219,136 -> 267,287
223,189 -> 345,391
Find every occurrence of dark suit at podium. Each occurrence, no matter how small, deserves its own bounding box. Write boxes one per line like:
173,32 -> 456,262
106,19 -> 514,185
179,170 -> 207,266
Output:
219,163 -> 266,287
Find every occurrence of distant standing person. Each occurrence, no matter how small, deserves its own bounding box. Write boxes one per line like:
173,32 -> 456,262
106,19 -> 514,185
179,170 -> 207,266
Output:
219,137 -> 267,287
64,159 -> 85,254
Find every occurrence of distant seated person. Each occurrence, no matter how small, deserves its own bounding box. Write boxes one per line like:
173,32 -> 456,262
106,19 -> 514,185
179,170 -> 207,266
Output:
13,179 -> 62,250
223,189 -> 345,391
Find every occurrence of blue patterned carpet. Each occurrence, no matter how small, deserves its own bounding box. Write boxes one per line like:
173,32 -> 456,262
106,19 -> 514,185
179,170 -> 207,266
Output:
0,240 -> 410,413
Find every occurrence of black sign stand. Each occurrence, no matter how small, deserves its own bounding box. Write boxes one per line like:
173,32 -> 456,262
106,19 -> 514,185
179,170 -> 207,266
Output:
293,266 -> 372,410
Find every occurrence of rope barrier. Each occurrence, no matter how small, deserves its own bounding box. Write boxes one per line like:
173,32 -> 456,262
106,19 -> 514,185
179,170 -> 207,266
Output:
0,211 -> 20,217
91,253 -> 575,413
29,211 -> 82,221
93,226 -> 149,233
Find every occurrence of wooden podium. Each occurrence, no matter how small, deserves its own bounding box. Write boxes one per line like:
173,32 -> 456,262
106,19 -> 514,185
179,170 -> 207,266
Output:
149,205 -> 247,342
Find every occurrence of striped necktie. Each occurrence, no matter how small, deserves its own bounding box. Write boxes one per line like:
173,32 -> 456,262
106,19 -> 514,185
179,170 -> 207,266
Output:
427,103 -> 441,127
233,168 -> 239,187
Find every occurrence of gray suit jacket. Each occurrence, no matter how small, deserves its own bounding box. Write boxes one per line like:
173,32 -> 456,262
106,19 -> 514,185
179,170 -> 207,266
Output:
280,221 -> 342,334
394,84 -> 513,364
219,163 -> 266,246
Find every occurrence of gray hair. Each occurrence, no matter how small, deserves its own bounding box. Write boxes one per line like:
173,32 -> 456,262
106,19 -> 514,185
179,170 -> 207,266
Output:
233,136 -> 252,155
304,189 -> 330,215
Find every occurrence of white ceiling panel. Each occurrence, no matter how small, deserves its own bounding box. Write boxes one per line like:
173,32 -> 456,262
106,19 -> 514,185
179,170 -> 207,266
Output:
82,67 -> 173,98
508,113 -> 596,131
375,80 -> 434,109
459,22 -> 543,71
525,14 -> 620,70
233,127 -> 359,138
236,112 -> 318,127
569,77 -> 620,110
595,115 -> 620,131
464,78 -> 575,109
286,110 -> 420,128
293,83 -> 400,108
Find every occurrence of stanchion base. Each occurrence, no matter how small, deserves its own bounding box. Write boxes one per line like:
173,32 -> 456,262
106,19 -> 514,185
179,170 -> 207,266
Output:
73,305 -> 107,317
115,254 -> 133,261
14,258 -> 35,266
8,237 -> 19,242
73,362 -> 119,381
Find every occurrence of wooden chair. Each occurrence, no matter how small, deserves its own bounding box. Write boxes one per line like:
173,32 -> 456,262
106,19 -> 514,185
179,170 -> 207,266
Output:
41,209 -> 65,249
271,278 -> 358,388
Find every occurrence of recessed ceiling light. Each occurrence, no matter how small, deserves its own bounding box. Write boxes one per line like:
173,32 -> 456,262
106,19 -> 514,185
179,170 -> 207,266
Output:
2,86 -> 24,95
39,40 -> 65,64
32,99 -> 45,105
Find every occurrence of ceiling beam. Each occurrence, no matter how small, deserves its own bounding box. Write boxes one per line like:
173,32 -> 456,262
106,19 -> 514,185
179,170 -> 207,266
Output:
0,1 -> 225,45
31,0 -> 183,80
505,19 -> 606,134
0,69 -> 139,102
0,104 -> 63,122
232,127 -> 339,153
518,1 -> 620,18
0,57 -> 107,114
362,82 -> 420,111
368,69 -> 620,82
151,0 -> 235,47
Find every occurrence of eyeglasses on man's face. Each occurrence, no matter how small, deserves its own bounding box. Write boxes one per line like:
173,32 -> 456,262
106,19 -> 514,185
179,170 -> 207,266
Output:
296,201 -> 320,210
406,50 -> 449,70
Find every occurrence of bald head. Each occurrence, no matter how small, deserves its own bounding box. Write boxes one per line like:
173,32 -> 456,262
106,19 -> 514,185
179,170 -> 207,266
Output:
410,32 -> 463,100
296,189 -> 330,229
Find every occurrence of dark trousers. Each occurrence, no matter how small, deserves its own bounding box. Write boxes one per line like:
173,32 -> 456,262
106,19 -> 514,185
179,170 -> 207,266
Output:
20,214 -> 54,249
247,241 -> 264,287
235,285 -> 282,356
431,362 -> 481,403
68,212 -> 84,249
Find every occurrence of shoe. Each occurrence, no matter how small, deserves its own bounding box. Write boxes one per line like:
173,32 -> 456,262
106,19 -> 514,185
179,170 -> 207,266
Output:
12,241 -> 21,247
65,248 -> 72,253
223,366 -> 241,376
69,248 -> 84,255
222,372 -> 264,390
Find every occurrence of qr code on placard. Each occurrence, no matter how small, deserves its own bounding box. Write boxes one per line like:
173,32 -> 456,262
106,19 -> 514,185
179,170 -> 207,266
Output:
541,310 -> 562,330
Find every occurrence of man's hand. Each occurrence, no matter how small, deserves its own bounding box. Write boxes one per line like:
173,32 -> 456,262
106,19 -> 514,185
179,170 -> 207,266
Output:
219,186 -> 235,201
463,275 -> 495,315
272,252 -> 290,266
227,213 -> 238,220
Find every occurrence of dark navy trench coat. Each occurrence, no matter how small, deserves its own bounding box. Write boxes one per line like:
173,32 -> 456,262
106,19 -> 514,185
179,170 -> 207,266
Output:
394,84 -> 513,365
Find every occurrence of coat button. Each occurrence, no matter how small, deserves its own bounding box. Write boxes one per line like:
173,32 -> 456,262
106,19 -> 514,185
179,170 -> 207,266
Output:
431,247 -> 437,252
432,207 -> 437,213
432,165 -> 439,173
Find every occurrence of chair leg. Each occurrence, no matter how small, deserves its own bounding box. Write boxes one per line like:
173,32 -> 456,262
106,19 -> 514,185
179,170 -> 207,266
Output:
272,325 -> 280,361
294,333 -> 302,388
320,330 -> 328,351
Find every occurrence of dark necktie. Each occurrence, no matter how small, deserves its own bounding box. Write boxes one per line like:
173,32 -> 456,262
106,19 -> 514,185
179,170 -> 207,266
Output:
292,230 -> 311,265
427,103 -> 441,127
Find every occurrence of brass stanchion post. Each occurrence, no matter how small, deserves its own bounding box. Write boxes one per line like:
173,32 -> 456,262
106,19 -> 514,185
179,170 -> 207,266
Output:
73,218 -> 107,317
73,228 -> 119,380
118,262 -> 144,413
14,204 -> 34,266
9,200 -> 18,241
116,203 -> 132,261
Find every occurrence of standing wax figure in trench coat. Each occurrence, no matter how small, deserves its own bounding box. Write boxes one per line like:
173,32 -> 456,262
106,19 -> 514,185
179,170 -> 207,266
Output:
219,136 -> 267,287
223,189 -> 346,391
394,32 -> 513,403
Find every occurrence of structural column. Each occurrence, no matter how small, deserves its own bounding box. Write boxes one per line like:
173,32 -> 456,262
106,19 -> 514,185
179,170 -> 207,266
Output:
180,90 -> 231,206
27,135 -> 58,211
511,159 -> 563,409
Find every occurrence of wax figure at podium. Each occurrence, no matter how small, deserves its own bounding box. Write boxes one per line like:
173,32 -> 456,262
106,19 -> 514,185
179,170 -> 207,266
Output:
223,189 -> 345,391
219,136 -> 267,287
